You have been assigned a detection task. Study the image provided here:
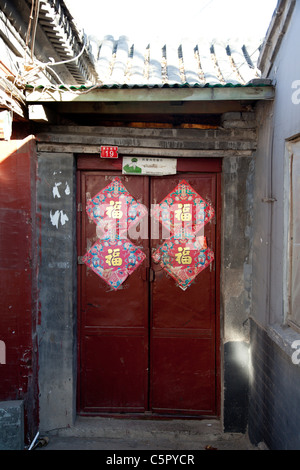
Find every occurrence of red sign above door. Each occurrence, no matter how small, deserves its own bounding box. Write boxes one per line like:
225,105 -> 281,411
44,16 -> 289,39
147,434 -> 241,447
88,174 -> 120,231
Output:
101,146 -> 118,159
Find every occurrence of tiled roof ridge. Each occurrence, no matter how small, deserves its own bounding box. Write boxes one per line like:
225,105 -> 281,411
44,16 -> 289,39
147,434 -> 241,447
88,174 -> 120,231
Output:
92,36 -> 262,87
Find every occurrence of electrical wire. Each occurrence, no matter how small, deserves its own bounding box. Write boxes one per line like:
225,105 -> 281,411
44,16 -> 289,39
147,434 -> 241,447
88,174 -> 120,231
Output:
31,0 -> 40,61
18,41 -> 90,94
2,0 -> 98,111
25,0 -> 35,51
21,0 -> 88,89
20,41 -> 87,80
197,0 -> 215,15
46,42 -> 87,67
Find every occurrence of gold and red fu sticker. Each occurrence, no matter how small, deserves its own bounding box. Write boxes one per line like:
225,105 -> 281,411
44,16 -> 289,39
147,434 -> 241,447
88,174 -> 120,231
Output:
82,178 -> 215,290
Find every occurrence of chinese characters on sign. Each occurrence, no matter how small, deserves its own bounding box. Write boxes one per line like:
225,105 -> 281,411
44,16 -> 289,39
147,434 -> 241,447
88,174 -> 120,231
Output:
175,246 -> 192,264
100,146 -> 118,159
106,248 -> 122,267
122,157 -> 177,176
175,204 -> 192,222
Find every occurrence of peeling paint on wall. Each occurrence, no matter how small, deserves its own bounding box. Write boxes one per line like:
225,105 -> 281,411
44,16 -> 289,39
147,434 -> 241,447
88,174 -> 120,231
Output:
49,210 -> 69,229
52,181 -> 70,199
65,182 -> 70,195
52,182 -> 62,199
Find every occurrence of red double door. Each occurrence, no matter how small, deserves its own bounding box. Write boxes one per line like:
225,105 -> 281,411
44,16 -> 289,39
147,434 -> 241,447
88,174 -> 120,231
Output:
77,159 -> 220,417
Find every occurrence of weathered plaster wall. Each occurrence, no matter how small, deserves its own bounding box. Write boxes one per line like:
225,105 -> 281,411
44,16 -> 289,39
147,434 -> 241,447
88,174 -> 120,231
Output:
37,153 -> 77,432
267,2 -> 300,327
249,1 -> 300,449
251,101 -> 274,328
222,155 -> 254,432
222,156 -> 254,341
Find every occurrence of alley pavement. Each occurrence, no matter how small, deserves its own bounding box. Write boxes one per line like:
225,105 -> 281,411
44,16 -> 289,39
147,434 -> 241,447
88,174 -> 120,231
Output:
33,417 -> 264,451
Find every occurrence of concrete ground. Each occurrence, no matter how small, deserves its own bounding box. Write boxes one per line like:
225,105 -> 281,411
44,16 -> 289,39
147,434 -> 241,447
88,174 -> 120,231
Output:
34,417 -> 265,451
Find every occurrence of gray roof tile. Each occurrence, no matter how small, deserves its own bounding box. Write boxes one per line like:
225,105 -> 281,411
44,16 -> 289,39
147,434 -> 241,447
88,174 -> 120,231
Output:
93,36 -> 263,87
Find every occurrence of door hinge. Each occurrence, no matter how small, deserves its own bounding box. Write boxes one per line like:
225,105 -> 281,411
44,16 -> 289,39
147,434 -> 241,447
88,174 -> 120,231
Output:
78,256 -> 84,265
261,197 -> 277,203
77,202 -> 82,212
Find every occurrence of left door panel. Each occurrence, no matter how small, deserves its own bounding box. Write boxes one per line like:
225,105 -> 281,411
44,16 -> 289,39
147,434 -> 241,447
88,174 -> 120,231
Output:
78,172 -> 149,414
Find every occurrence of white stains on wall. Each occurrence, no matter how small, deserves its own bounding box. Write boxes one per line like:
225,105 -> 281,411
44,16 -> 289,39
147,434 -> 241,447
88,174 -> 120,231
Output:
60,211 -> 69,225
65,182 -> 70,195
52,181 -> 71,198
50,176 -> 71,229
50,210 -> 69,229
50,210 -> 60,228
53,182 -> 62,198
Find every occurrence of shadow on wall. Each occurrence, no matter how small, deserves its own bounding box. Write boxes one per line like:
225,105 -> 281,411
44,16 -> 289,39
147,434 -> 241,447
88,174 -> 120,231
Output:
224,341 -> 250,433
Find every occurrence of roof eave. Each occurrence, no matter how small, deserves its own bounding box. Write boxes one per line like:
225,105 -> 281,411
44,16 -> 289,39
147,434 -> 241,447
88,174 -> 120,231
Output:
258,0 -> 296,76
25,83 -> 275,103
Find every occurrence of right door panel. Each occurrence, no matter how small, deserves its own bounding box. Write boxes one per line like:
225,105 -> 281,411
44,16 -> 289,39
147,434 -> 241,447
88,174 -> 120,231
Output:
150,173 -> 217,416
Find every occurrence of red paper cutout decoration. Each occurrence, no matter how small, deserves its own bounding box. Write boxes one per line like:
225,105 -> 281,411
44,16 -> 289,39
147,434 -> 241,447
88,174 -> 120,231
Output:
82,178 -> 147,289
152,180 -> 215,289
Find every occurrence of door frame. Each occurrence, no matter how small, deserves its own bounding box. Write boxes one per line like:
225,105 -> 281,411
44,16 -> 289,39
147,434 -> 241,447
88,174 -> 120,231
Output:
76,155 -> 222,418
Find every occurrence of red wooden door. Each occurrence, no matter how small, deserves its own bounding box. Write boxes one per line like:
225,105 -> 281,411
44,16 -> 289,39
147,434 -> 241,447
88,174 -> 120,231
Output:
150,174 -> 217,415
78,173 -> 149,413
78,163 -> 220,416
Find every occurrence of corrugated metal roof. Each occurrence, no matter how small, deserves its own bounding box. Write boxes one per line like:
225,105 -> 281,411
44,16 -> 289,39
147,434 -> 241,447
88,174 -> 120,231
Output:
91,36 -> 263,88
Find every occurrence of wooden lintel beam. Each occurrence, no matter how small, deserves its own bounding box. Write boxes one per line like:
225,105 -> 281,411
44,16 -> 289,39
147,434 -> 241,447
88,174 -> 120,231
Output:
36,142 -> 254,157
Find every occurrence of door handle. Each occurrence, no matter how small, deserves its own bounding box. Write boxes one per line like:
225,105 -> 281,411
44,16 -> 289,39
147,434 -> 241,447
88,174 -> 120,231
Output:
149,267 -> 155,282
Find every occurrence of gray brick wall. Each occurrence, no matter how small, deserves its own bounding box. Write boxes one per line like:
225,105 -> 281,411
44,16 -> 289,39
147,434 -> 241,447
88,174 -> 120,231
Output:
224,341 -> 249,433
249,319 -> 300,450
